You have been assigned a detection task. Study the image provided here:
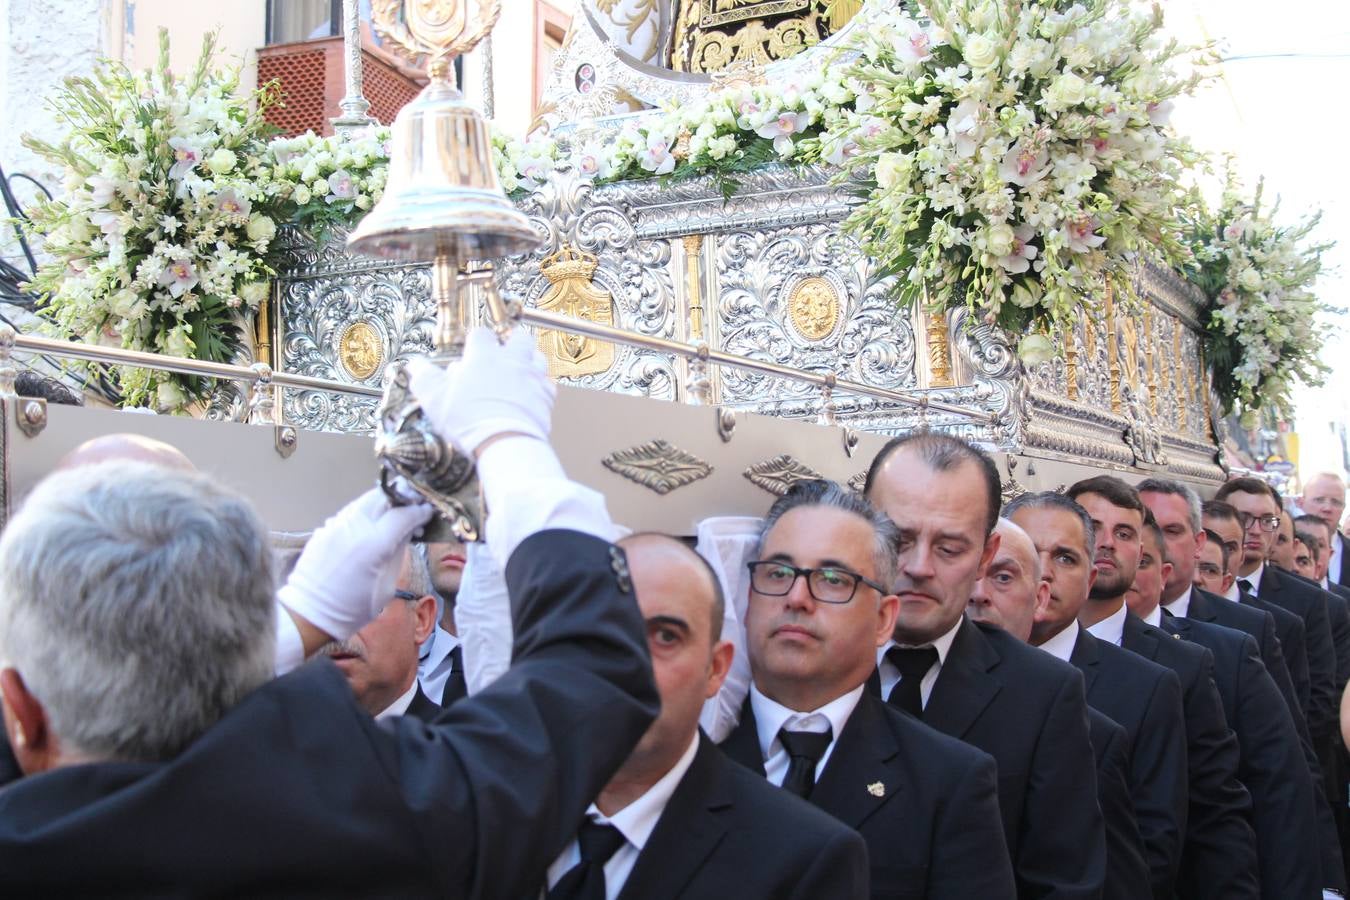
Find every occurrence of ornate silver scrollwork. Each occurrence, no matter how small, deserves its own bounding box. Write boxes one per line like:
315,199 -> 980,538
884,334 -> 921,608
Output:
602,439 -> 713,494
744,454 -> 823,496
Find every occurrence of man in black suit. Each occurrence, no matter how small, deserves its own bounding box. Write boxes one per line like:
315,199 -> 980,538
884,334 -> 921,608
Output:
1215,478 -> 1339,749
721,479 -> 1016,899
1203,500 -> 1312,715
1006,492 -> 1188,899
1132,512 -> 1326,898
1068,476 -> 1257,900
968,518 -> 1151,900
317,546 -> 443,721
0,327 -> 661,897
1293,514 -> 1350,690
1300,472 -> 1350,586
535,532 -> 868,900
865,434 -> 1103,900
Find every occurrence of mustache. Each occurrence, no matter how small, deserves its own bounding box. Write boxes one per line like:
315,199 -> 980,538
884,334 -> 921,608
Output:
317,638 -> 366,660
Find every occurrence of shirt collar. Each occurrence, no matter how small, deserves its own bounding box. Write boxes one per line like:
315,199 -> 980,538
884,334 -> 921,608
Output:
586,732 -> 699,853
375,681 -> 419,721
877,614 -> 963,668
1162,585 -> 1192,618
1037,619 -> 1080,663
1223,581 -> 1241,602
1143,605 -> 1163,627
419,624 -> 459,666
1086,603 -> 1129,646
1242,562 -> 1265,595
749,682 -> 865,764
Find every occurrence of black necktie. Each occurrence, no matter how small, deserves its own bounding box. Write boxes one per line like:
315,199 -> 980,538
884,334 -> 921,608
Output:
885,646 -> 939,717
547,819 -> 627,900
1238,578 -> 1254,596
778,727 -> 833,799
440,645 -> 467,707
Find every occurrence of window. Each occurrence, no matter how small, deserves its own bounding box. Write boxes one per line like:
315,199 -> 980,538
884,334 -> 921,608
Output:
266,0 -> 342,46
534,0 -> 572,112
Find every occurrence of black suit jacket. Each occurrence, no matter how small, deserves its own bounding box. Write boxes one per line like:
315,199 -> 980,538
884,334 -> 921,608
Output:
1186,588 -> 1300,718
1283,569 -> 1350,691
1240,587 -> 1311,715
1070,627 -> 1187,899
1120,613 -> 1258,900
1335,533 -> 1350,587
1086,708 -> 1151,900
915,618 -> 1104,900
722,691 -> 1016,900
403,684 -> 442,723
1254,565 -> 1338,741
1161,615 -> 1325,899
616,734 -> 869,900
0,529 -> 659,898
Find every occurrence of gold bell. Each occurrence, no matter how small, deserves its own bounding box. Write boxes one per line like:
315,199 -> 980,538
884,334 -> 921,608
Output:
346,72 -> 538,263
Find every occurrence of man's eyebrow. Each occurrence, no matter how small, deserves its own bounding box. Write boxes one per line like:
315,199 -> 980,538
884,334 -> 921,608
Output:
645,615 -> 690,634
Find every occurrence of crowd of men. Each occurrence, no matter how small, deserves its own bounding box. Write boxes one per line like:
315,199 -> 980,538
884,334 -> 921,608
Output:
1,328 -> 1349,899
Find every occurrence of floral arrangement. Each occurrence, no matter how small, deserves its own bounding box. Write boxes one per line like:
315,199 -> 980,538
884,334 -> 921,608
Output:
262,127 -> 391,237
1182,174 -> 1331,419
22,31 -> 281,410
493,130 -> 563,195
825,0 -> 1207,359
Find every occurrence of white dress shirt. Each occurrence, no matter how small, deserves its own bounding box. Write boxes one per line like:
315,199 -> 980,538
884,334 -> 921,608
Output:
874,616 -> 963,708
1142,606 -> 1163,628
544,733 -> 700,900
374,680 -> 418,721
1086,603 -> 1129,646
1330,533 -> 1344,586
1038,620 -> 1080,663
750,683 -> 864,787
1237,562 -> 1266,597
1162,585 -> 1192,619
1223,581 -> 1241,602
417,624 -> 460,704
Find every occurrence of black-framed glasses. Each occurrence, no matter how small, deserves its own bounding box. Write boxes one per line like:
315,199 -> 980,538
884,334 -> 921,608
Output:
1237,512 -> 1280,533
746,561 -> 887,604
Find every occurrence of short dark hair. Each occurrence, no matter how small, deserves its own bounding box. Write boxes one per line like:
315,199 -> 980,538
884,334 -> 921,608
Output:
1065,475 -> 1146,517
1003,491 -> 1095,557
1294,528 -> 1320,554
1214,477 -> 1279,506
759,479 -> 899,589
1201,499 -> 1241,526
1295,513 -> 1333,546
15,370 -> 83,406
864,432 -> 1002,535
619,532 -> 727,643
1201,527 -> 1230,572
1140,509 -> 1167,564
1136,477 -> 1202,534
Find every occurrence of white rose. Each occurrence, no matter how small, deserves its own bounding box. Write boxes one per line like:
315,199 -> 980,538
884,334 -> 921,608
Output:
206,148 -> 237,175
985,223 -> 1016,257
963,33 -> 1000,71
239,280 -> 270,306
164,327 -> 193,359
294,184 -> 312,205
875,152 -> 909,189
312,177 -> 330,195
1046,72 -> 1088,109
1017,333 -> 1055,366
156,380 -> 188,411
1238,268 -> 1263,292
246,215 -> 276,243
1010,280 -> 1043,309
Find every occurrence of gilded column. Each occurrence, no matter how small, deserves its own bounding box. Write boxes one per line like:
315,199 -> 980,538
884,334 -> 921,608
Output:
1144,309 -> 1158,418
925,311 -> 954,388
1105,280 -> 1121,414
1064,319 -> 1079,401
683,235 -> 705,340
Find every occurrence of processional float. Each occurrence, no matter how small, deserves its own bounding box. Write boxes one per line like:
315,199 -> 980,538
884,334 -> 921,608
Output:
0,0 -> 1226,540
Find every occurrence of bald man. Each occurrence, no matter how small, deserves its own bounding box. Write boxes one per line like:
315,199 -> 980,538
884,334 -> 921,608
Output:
1302,473 -> 1349,587
970,520 -> 1150,900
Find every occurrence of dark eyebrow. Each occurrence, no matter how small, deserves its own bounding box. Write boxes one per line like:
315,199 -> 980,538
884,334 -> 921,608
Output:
646,615 -> 691,635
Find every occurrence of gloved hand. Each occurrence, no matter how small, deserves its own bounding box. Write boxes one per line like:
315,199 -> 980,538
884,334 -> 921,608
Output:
406,326 -> 555,458
277,488 -> 433,641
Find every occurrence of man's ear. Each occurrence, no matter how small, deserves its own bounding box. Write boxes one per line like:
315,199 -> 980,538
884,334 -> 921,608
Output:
876,594 -> 900,646
1033,579 -> 1053,619
1220,571 -> 1235,594
706,640 -> 735,698
1,667 -> 52,775
411,595 -> 437,644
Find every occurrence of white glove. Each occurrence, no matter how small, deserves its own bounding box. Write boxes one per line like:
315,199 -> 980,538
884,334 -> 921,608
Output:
277,488 -> 433,641
406,327 -> 555,457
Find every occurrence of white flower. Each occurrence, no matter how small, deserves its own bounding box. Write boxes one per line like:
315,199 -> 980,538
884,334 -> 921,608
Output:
157,259 -> 199,298
326,168 -> 356,202
238,280 -> 270,305
1018,333 -> 1055,366
999,139 -> 1051,187
638,132 -> 677,175
1010,279 -> 1044,309
156,380 -> 188,411
86,175 -> 119,206
574,143 -> 612,180
167,136 -> 206,179
962,33 -> 1000,71
1238,268 -> 1263,292
896,18 -> 936,65
1063,215 -> 1106,253
206,148 -> 237,175
1147,100 -> 1174,127
246,215 -> 276,243
947,100 -> 983,158
875,152 -> 910,190
1044,71 -> 1089,111
755,111 -> 810,155
985,223 -> 1017,258
163,325 -> 193,359
214,187 -> 251,218
294,184 -> 312,205
997,225 -> 1039,273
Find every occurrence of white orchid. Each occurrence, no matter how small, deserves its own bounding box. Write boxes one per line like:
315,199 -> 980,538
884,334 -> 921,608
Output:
997,225 -> 1040,273
999,139 -> 1051,187
167,135 -> 207,180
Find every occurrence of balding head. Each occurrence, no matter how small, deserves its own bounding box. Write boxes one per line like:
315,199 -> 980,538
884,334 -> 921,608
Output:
1301,472 -> 1347,529
618,533 -> 724,642
57,434 -> 194,473
969,518 -> 1045,642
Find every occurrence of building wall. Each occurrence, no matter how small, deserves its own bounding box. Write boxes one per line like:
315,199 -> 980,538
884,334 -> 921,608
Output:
126,0 -> 267,94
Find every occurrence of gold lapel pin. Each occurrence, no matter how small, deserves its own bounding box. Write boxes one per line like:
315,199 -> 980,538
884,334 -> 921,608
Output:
867,782 -> 885,797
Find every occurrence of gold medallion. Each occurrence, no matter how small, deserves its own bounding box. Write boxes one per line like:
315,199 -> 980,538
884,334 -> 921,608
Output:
339,321 -> 384,381
536,245 -> 616,379
788,276 -> 840,341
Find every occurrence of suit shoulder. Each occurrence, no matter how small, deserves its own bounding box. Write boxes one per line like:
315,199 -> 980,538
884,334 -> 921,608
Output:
1185,618 -> 1257,654
1097,638 -> 1176,686
973,619 -> 1084,687
876,699 -> 998,775
720,756 -> 867,845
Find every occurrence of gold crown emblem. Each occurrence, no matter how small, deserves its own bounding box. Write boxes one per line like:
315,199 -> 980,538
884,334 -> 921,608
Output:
540,245 -> 600,284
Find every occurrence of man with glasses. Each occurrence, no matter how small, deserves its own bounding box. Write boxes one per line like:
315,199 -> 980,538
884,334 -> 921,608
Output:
864,433 -> 1104,899
721,479 -> 1016,899
1215,479 -> 1340,762
1300,473 -> 1350,586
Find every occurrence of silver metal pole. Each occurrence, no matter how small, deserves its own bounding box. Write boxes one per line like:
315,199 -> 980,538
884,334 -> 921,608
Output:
332,0 -> 377,137
479,33 -> 494,119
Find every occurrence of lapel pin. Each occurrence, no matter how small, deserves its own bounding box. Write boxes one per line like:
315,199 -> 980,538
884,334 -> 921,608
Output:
1171,633 -> 1181,639
867,782 -> 885,797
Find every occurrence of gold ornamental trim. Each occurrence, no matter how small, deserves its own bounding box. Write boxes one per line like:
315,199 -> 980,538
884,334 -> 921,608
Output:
788,276 -> 840,341
339,321 -> 384,381
701,0 -> 809,28
371,0 -> 501,76
536,245 -> 617,380
602,439 -> 714,495
744,454 -> 823,496
924,310 -> 953,388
